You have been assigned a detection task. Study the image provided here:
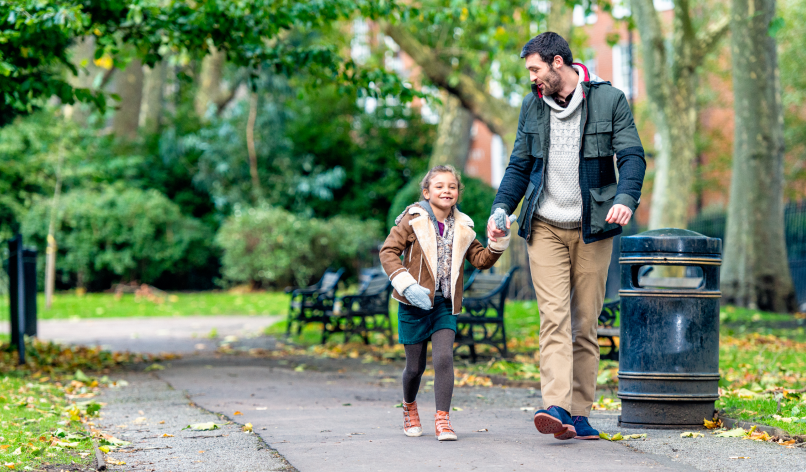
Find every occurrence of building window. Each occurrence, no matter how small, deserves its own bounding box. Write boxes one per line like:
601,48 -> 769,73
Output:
491,135 -> 506,189
611,43 -> 636,99
653,0 -> 674,12
573,3 -> 598,27
351,19 -> 370,65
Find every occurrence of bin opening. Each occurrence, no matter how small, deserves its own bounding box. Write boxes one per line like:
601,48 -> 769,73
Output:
634,265 -> 704,289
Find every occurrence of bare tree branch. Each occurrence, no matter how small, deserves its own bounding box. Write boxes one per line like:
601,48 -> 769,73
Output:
215,76 -> 246,116
383,23 -> 519,142
691,16 -> 730,66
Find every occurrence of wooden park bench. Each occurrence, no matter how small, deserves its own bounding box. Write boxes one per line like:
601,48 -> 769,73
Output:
454,267 -> 520,362
323,268 -> 393,345
285,268 -> 344,337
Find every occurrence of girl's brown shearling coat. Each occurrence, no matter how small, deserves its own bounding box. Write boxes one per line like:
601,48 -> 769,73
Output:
380,204 -> 511,315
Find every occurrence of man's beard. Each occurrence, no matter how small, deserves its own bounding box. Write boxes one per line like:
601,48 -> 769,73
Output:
540,68 -> 562,96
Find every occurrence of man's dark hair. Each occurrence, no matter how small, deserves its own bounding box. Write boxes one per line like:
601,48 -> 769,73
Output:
520,32 -> 573,67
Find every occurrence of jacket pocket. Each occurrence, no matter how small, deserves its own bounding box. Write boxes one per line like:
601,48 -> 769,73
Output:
582,121 -> 614,158
589,183 -> 620,234
517,182 -> 536,229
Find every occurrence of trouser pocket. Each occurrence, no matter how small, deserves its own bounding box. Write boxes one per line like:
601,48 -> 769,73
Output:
589,183 -> 620,234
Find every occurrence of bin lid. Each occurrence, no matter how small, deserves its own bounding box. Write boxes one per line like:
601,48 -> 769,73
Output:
621,228 -> 722,255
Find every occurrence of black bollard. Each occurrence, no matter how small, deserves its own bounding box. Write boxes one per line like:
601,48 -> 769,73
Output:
7,235 -> 37,365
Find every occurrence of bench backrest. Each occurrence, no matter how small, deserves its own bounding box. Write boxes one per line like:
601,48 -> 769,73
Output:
356,268 -> 389,297
320,269 -> 344,294
464,274 -> 508,298
461,267 -> 519,316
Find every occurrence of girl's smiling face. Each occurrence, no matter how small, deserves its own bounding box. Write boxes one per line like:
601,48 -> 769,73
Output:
422,172 -> 459,213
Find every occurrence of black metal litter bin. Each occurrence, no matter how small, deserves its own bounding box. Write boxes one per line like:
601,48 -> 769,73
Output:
617,228 -> 721,428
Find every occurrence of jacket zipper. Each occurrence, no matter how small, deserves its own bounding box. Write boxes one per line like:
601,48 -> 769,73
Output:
578,87 -> 588,243
525,103 -> 549,242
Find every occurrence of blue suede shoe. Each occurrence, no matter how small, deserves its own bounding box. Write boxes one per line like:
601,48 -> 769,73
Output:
533,406 -> 576,440
572,415 -> 600,440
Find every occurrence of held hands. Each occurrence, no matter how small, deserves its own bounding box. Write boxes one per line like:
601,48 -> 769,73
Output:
487,209 -> 516,242
403,284 -> 432,310
606,204 -> 633,226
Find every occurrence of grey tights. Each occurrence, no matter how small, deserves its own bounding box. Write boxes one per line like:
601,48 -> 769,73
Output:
402,328 -> 455,412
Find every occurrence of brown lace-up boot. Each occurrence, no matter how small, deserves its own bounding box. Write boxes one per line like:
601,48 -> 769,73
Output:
434,410 -> 457,441
402,401 -> 423,437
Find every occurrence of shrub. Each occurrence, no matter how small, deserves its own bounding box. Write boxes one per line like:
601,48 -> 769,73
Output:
21,186 -> 210,289
215,205 -> 381,288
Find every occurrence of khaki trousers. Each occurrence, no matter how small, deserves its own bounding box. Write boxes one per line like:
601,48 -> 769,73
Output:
527,220 -> 613,416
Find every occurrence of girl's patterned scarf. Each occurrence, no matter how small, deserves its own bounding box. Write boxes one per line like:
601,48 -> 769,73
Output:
434,209 -> 455,299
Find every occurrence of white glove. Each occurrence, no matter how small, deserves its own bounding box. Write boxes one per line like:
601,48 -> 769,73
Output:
403,284 -> 432,310
492,208 -> 518,236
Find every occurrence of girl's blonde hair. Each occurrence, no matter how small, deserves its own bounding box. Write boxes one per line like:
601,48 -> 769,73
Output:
420,165 -> 465,198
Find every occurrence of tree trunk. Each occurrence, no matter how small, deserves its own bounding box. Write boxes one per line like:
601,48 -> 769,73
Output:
246,92 -> 262,201
429,91 -> 473,169
195,46 -> 226,119
647,86 -> 698,230
546,0 -> 574,40
632,0 -> 728,230
141,60 -> 166,134
44,143 -> 65,310
384,23 -> 519,147
66,36 -> 112,124
112,59 -> 144,139
721,0 -> 796,312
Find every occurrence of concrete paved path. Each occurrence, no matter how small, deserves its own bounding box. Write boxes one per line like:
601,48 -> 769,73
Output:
156,356 -> 691,472
1,316 -> 281,354
96,372 -> 292,472
19,318 -> 805,471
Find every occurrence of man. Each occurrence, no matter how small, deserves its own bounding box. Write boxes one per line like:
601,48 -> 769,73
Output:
487,32 -> 645,440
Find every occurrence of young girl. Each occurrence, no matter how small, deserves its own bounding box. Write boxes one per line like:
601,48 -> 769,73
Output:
380,165 -> 511,441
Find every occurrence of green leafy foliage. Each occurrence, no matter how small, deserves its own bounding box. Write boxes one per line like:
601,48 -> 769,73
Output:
215,205 -> 382,288
176,77 -> 433,221
0,1 -> 106,125
21,186 -> 210,288
0,0 -> 421,125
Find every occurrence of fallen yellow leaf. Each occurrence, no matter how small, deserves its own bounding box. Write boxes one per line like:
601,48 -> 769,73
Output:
161,434 -> 174,438
680,431 -> 704,438
703,417 -> 722,429
715,428 -> 747,437
243,423 -> 253,432
234,411 -> 242,415
98,446 -> 110,453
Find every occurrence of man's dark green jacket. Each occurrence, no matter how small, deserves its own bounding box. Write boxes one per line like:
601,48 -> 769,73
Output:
491,64 -> 646,243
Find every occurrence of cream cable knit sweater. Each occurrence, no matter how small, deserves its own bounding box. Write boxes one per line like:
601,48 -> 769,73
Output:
535,65 -> 602,229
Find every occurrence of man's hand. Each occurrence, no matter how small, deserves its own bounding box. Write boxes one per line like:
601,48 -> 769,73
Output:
487,210 -> 511,242
606,204 -> 633,226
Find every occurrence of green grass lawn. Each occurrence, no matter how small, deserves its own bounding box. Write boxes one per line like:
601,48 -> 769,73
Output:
0,374 -> 94,470
0,291 -> 288,320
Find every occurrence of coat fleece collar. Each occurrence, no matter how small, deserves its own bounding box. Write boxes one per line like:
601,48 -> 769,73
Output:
407,204 -> 476,299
